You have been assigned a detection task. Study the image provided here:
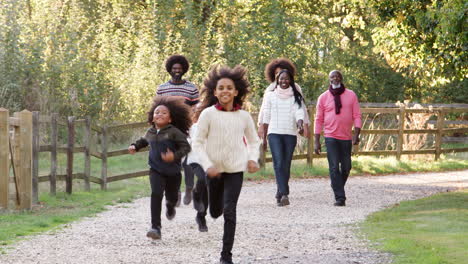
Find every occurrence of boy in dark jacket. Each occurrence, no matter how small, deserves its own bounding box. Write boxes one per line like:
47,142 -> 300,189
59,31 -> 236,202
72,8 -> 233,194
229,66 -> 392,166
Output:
128,97 -> 191,240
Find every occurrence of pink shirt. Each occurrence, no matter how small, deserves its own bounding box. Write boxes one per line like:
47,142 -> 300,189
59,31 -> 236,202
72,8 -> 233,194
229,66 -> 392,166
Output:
314,89 -> 362,140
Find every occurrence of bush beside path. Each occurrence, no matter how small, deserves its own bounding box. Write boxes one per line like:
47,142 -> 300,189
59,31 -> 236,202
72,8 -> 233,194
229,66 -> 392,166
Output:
1,170 -> 467,264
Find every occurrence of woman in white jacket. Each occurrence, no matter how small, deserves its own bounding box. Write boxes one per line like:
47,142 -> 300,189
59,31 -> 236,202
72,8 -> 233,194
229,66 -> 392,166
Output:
261,69 -> 305,206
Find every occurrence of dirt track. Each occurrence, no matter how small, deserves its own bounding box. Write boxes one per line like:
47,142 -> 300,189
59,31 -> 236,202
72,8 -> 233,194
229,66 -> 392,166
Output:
1,170 -> 466,264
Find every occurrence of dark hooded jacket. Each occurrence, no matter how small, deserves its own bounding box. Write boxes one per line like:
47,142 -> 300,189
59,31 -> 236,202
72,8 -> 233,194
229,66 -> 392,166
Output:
132,125 -> 190,175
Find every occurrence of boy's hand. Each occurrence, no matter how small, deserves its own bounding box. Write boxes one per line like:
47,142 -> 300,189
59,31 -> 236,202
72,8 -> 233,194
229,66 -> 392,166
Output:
247,160 -> 259,173
128,145 -> 136,154
206,167 -> 221,178
161,149 -> 175,162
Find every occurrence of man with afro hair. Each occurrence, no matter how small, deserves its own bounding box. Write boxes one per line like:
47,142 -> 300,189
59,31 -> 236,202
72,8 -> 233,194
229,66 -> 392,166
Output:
156,55 -> 200,207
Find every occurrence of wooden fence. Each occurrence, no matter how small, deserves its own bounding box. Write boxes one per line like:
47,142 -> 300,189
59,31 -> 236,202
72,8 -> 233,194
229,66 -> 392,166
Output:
0,109 -> 33,210
1,105 -> 467,209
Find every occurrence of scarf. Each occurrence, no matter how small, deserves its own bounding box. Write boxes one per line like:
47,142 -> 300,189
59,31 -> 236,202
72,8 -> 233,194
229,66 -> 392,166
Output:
214,102 -> 241,111
275,86 -> 294,99
328,84 -> 345,114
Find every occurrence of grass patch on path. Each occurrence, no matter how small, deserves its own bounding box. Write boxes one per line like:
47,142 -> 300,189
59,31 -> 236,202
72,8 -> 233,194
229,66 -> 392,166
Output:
361,190 -> 468,264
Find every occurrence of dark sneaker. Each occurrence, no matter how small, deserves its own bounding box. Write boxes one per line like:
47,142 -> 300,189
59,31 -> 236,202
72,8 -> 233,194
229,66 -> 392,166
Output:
219,258 -> 234,264
334,200 -> 346,206
279,195 -> 290,206
193,190 -> 205,212
146,227 -> 161,240
276,197 -> 281,206
176,191 -> 181,207
196,215 -> 208,232
166,204 -> 176,220
183,188 -> 193,205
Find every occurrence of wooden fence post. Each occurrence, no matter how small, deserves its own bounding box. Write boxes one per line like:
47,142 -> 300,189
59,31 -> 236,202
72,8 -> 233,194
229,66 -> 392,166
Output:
83,116 -> 91,191
101,126 -> 108,190
32,111 -> 39,204
50,113 -> 57,195
17,110 -> 32,210
307,106 -> 315,166
0,108 -> 9,209
396,105 -> 405,161
66,116 -> 75,194
435,110 -> 445,160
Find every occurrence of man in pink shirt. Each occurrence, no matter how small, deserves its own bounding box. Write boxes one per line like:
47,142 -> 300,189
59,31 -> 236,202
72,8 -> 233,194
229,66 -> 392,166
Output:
314,70 -> 362,206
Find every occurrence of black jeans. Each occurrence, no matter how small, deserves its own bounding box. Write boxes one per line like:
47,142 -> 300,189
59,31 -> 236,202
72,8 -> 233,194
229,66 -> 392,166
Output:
208,172 -> 243,262
183,157 -> 195,190
268,134 -> 297,198
324,137 -> 352,202
149,169 -> 181,228
190,163 -> 208,217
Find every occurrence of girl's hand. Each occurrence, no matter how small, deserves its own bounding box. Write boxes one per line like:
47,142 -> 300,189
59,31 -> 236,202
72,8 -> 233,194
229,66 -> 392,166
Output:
297,120 -> 304,136
161,149 -> 175,162
247,160 -> 259,173
128,145 -> 136,154
206,167 -> 221,178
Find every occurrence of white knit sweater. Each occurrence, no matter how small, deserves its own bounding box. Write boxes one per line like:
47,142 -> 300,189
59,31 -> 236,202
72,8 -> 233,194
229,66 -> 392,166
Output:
192,106 -> 260,173
258,83 -> 310,125
262,91 -> 305,136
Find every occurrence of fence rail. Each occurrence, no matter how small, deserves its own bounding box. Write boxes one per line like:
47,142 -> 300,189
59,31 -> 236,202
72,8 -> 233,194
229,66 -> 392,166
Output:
1,105 -> 467,210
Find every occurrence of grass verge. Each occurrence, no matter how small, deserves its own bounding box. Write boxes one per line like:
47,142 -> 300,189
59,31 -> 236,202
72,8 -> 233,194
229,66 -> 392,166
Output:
360,189 -> 468,264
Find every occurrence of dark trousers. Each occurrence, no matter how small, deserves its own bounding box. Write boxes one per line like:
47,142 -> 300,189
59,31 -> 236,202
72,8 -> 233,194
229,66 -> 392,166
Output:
208,172 -> 243,262
268,134 -> 297,198
149,169 -> 181,228
190,163 -> 208,216
183,157 -> 195,190
325,137 -> 352,202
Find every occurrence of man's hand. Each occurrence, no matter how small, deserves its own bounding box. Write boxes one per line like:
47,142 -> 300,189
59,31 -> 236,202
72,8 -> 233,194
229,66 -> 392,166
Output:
206,167 -> 221,178
128,145 -> 136,154
247,160 -> 259,173
352,127 -> 361,145
314,134 -> 321,155
161,149 -> 175,162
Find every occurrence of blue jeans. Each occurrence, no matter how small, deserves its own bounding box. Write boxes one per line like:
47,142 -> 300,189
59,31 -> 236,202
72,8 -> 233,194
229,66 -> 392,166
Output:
325,137 -> 352,202
268,134 -> 297,199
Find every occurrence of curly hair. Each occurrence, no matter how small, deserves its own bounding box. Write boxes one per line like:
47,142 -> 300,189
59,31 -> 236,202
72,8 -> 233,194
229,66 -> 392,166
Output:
200,65 -> 250,110
165,55 -> 190,74
275,69 -> 304,107
264,58 -> 297,83
147,96 -> 192,135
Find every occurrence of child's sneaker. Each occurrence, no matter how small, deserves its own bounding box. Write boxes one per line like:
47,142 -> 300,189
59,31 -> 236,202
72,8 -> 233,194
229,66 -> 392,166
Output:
166,204 -> 176,220
146,227 -> 161,240
196,215 -> 208,232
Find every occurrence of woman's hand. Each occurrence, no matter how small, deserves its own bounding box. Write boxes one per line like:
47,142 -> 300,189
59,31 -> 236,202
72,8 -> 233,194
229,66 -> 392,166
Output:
297,120 -> 304,136
247,160 -> 259,173
128,145 -> 136,154
161,149 -> 175,162
206,167 -> 221,178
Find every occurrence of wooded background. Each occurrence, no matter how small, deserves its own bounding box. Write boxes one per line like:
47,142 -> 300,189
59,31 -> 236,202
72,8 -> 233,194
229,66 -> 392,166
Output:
1,0 -> 466,123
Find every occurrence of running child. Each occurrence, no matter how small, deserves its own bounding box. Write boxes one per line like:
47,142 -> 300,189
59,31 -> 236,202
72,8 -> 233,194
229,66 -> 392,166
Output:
192,65 -> 260,264
128,97 -> 191,240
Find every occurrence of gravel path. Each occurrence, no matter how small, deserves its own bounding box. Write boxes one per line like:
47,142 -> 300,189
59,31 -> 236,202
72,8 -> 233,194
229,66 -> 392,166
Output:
1,170 -> 467,264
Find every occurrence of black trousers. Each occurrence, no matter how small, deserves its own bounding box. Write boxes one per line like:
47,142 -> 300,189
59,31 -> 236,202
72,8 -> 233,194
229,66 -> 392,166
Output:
190,163 -> 209,217
208,171 -> 243,262
325,137 -> 352,202
149,169 -> 181,228
183,157 -> 195,190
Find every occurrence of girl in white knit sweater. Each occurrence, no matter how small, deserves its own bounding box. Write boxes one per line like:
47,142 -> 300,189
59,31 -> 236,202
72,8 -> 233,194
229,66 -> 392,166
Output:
192,65 -> 260,264
261,69 -> 306,207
